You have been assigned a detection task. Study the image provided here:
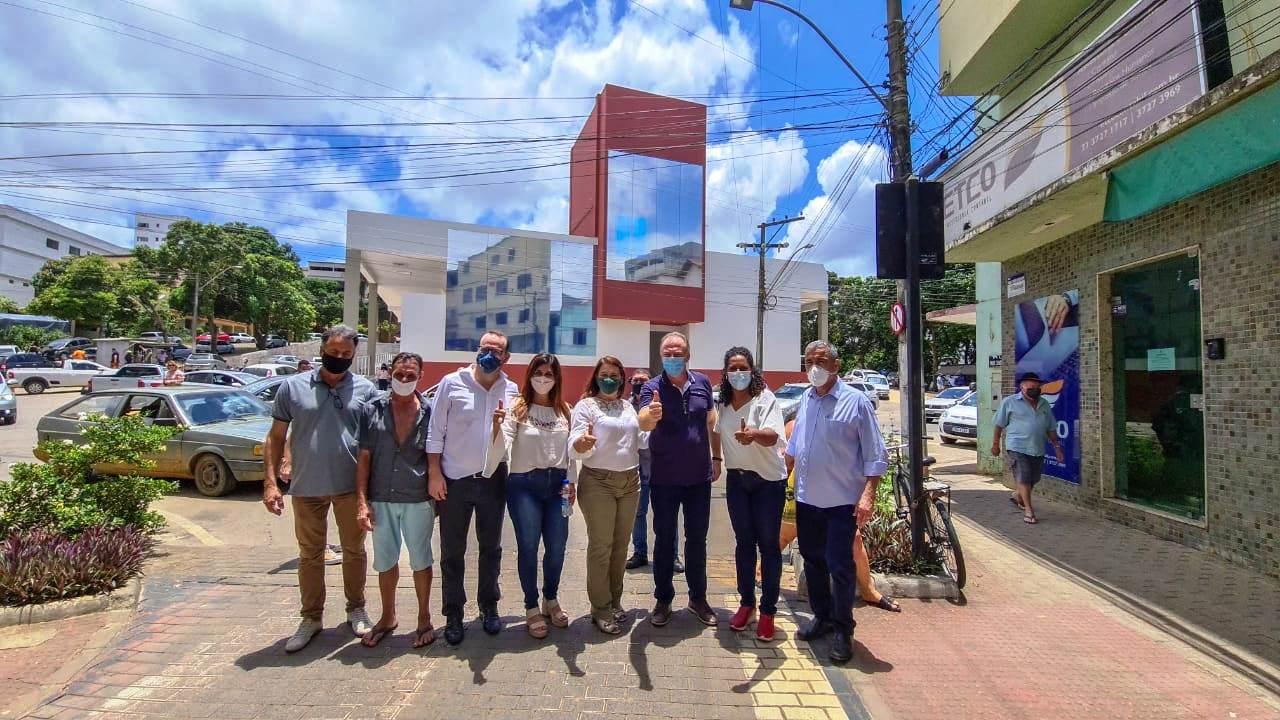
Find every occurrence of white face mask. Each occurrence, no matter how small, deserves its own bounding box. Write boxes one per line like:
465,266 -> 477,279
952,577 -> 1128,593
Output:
390,378 -> 418,396
530,376 -> 556,395
807,366 -> 832,387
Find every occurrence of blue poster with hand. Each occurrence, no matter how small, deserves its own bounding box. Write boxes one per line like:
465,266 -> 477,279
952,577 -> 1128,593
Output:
1013,289 -> 1080,483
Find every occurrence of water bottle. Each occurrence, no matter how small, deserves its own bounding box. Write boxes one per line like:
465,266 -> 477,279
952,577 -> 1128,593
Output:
561,476 -> 573,518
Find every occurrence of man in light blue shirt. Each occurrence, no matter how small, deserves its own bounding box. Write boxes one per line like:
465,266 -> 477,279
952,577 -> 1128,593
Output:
992,371 -> 1064,525
785,340 -> 887,664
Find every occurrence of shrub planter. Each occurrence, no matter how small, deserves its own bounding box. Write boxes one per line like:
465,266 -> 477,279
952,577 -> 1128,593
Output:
0,576 -> 140,628
792,552 -> 959,601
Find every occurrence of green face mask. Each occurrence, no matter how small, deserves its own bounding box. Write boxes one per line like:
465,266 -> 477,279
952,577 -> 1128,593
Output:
597,377 -> 621,395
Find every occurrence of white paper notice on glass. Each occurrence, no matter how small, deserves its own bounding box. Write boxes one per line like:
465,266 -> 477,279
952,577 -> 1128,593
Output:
1006,273 -> 1026,298
1147,347 -> 1176,371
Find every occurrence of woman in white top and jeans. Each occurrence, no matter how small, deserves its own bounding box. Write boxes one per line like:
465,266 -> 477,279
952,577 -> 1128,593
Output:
569,355 -> 642,635
486,353 -> 574,639
714,346 -> 787,642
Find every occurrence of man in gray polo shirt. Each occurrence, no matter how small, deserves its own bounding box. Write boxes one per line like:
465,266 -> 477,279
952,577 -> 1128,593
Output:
263,325 -> 379,653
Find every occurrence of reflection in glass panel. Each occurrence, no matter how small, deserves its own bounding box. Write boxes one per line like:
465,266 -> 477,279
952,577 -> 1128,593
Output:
606,152 -> 704,287
1111,254 -> 1204,519
443,229 -> 595,356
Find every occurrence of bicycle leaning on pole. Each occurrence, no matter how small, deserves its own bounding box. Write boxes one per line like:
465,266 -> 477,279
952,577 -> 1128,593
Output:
886,442 -> 966,589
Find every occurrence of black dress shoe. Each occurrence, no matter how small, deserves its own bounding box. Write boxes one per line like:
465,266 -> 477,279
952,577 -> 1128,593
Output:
828,632 -> 853,663
796,618 -> 834,642
444,615 -> 465,646
625,553 -> 649,569
649,602 -> 672,627
687,600 -> 718,627
481,608 -> 502,635
673,558 -> 685,574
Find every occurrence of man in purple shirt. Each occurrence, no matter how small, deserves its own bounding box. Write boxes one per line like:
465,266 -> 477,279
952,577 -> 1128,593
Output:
638,332 -> 720,628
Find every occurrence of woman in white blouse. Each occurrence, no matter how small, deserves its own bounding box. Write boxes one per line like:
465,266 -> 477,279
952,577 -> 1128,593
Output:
486,353 -> 574,639
714,346 -> 787,642
568,355 -> 642,635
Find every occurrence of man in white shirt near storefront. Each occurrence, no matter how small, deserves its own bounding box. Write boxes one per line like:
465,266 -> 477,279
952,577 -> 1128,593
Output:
427,331 -> 519,646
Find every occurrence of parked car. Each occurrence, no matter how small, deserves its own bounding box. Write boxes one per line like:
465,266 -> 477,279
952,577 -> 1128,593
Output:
269,355 -> 301,366
0,380 -> 16,424
228,333 -> 256,345
0,344 -> 19,358
183,353 -> 229,371
775,382 -> 810,422
844,380 -> 880,410
36,387 -> 272,496
184,370 -> 261,388
42,337 -> 94,360
925,386 -> 972,423
85,364 -> 165,393
196,332 -> 232,344
167,342 -> 194,361
241,363 -> 298,378
939,391 -> 978,444
307,332 -> 322,342
8,360 -> 111,394
139,332 -> 183,343
2,352 -> 53,371
863,372 -> 891,400
262,334 -> 288,349
196,339 -> 235,354
244,376 -> 288,402
886,371 -> 899,389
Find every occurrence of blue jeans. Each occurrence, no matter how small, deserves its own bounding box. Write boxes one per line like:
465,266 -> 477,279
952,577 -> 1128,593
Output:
631,450 -> 652,556
796,501 -> 857,634
651,481 -> 711,604
505,468 -> 569,610
725,470 -> 785,615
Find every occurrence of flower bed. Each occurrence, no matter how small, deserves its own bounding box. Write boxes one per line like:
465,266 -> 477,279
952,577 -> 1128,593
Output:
0,526 -> 153,606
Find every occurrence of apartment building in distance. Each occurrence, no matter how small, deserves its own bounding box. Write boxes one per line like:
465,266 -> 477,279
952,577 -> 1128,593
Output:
133,212 -> 188,250
0,205 -> 129,306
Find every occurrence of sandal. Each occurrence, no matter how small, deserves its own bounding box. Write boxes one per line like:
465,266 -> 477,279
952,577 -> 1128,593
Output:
526,608 -> 549,639
360,622 -> 397,648
594,617 -> 621,635
871,595 -> 902,613
412,623 -> 435,648
543,599 -> 570,629
1023,514 -> 1038,524
1009,495 -> 1024,510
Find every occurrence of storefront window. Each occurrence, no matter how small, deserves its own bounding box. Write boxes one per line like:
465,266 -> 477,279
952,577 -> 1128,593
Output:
605,151 -> 704,287
1109,253 -> 1205,519
444,229 -> 595,356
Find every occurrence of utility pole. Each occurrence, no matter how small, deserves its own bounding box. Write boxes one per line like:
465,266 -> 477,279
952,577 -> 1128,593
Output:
189,270 -> 201,340
886,0 -> 928,560
738,215 -> 803,369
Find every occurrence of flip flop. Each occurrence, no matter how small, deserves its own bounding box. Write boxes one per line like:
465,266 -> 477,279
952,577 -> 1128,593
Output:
872,595 -> 902,613
361,623 -> 397,648
1009,495 -> 1024,510
1023,514 -> 1038,524
412,624 -> 435,648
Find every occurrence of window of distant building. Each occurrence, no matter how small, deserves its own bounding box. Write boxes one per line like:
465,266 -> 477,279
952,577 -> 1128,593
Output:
508,248 -> 516,262
573,329 -> 588,345
69,246 -> 81,256
518,308 -> 530,323
517,273 -> 532,290
475,287 -> 487,302
463,288 -> 473,304
490,255 -> 500,265
474,316 -> 486,330
138,222 -> 148,228
495,312 -> 508,326
46,238 -> 59,250
495,279 -> 508,295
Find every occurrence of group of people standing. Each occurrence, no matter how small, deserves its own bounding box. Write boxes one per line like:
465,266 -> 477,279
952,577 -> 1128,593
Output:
262,324 -> 888,665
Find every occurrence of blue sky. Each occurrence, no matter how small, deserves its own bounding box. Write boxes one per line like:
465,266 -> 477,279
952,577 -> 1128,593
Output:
0,0 -> 960,277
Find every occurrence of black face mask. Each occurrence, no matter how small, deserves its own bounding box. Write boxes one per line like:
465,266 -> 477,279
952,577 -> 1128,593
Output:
321,353 -> 352,374
1024,388 -> 1042,400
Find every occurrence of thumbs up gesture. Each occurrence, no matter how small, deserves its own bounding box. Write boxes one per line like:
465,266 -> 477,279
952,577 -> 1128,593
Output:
574,420 -> 598,454
492,399 -> 506,436
648,396 -> 664,422
734,416 -> 755,445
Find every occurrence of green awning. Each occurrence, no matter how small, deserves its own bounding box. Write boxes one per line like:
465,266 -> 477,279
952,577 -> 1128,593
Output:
1104,81 -> 1280,222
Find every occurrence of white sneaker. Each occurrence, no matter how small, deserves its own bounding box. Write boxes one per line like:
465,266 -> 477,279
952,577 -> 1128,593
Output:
347,608 -> 373,636
324,546 -> 342,565
285,619 -> 322,653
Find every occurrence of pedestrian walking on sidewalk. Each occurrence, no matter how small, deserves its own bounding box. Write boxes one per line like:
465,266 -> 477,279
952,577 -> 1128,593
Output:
992,371 -> 1064,525
488,353 -> 574,639
715,347 -> 787,642
786,340 -> 888,664
570,356 -> 642,635
355,352 -> 437,649
262,324 -> 378,653
638,331 -> 719,628
427,331 -> 519,646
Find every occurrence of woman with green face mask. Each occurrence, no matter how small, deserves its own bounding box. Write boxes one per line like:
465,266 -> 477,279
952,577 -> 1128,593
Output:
569,355 -> 643,635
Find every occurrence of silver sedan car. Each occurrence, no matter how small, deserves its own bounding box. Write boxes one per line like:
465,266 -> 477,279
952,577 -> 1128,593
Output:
36,387 -> 271,497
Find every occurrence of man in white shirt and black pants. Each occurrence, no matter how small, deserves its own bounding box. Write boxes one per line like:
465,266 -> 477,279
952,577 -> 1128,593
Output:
427,331 -> 519,646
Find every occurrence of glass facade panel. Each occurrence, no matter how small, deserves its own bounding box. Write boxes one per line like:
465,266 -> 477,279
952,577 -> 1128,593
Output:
443,228 -> 595,356
605,151 -> 704,287
1110,253 -> 1205,519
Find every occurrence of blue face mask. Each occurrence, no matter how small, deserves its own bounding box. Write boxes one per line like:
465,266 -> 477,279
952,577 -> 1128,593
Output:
662,357 -> 686,377
727,370 -> 752,391
476,350 -> 503,374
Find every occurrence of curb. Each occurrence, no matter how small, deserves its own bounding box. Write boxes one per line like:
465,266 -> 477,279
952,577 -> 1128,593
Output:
791,552 -> 960,600
0,577 -> 141,628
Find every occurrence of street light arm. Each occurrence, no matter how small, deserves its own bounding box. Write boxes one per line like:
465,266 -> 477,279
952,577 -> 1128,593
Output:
744,0 -> 890,112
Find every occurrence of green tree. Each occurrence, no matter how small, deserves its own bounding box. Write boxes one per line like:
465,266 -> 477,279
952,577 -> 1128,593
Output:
145,220 -> 241,333
303,279 -> 345,328
240,254 -> 316,340
110,261 -> 173,335
0,296 -> 20,314
27,256 -> 121,332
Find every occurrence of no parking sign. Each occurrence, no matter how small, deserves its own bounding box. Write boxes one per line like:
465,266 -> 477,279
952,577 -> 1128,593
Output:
890,303 -> 905,336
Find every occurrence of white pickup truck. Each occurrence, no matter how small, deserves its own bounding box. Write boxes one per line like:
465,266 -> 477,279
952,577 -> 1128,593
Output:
7,360 -> 111,394
84,364 -> 167,394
